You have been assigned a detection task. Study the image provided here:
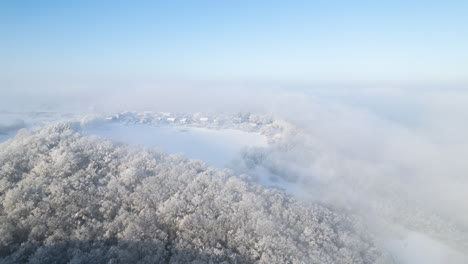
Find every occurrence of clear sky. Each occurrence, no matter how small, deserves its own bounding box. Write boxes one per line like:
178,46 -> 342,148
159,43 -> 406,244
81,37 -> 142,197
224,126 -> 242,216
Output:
1,0 -> 467,85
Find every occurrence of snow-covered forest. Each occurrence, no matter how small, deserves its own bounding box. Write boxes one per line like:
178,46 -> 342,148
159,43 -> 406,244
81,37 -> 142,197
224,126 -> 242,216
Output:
0,122 -> 388,263
1,108 -> 467,263
2,1 -> 468,263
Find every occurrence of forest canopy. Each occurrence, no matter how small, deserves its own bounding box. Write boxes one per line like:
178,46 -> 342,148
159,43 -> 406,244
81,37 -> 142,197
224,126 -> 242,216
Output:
0,123 -> 387,263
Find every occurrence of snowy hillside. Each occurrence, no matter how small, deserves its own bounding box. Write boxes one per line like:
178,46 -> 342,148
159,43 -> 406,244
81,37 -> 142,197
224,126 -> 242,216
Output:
0,110 -> 467,263
0,123 -> 387,263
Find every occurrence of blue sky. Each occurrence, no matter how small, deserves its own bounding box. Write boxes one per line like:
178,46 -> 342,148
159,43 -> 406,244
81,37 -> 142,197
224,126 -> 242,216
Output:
1,0 -> 467,84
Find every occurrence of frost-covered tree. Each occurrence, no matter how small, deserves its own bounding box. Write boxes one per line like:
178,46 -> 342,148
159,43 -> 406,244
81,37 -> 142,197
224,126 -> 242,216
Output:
0,123 -> 390,264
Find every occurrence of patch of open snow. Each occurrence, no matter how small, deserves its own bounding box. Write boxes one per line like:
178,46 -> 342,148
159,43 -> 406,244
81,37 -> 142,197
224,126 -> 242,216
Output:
85,123 -> 267,168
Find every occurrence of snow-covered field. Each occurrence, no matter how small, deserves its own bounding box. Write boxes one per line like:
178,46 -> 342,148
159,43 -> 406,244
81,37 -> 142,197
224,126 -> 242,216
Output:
85,123 -> 267,168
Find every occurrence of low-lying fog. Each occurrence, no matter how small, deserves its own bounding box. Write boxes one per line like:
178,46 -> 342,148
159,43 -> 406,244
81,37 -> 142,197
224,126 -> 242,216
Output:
1,83 -> 467,263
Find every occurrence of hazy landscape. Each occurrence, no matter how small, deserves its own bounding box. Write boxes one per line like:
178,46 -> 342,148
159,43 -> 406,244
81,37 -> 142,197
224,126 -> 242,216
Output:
1,1 -> 467,263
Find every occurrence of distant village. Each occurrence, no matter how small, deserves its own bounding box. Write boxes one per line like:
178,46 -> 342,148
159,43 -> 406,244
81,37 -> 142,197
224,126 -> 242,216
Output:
105,111 -> 272,130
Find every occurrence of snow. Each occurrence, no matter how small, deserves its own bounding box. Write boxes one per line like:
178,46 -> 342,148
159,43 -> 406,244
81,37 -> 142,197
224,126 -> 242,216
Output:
85,123 -> 267,168
2,111 -> 468,263
0,112 -> 268,169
